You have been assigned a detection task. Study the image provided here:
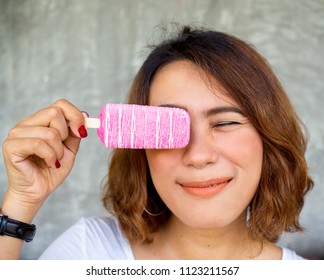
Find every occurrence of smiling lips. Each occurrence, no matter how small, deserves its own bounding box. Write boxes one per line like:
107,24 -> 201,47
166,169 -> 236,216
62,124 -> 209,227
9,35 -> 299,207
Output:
180,178 -> 232,198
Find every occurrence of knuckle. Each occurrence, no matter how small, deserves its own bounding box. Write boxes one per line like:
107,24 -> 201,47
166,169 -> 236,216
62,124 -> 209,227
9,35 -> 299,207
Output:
30,138 -> 44,150
2,139 -> 10,154
7,127 -> 18,139
1,140 -> 15,162
44,128 -> 61,142
14,116 -> 29,128
47,106 -> 63,119
53,98 -> 69,107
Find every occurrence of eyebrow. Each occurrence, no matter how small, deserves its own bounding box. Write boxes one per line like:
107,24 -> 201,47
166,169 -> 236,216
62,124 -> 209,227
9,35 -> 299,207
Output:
205,106 -> 245,117
159,104 -> 244,116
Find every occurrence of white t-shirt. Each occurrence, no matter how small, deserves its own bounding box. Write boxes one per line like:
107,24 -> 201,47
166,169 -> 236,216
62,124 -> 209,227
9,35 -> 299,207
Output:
38,216 -> 305,260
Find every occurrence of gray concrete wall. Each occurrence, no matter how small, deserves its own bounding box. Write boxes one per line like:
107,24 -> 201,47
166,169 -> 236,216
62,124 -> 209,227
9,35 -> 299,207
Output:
0,0 -> 323,259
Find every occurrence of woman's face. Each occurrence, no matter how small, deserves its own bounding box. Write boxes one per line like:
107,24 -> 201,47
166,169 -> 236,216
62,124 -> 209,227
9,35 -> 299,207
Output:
145,60 -> 263,230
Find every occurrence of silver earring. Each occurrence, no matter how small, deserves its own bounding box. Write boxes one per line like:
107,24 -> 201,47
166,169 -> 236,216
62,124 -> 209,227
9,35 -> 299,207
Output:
246,205 -> 251,225
143,207 -> 165,217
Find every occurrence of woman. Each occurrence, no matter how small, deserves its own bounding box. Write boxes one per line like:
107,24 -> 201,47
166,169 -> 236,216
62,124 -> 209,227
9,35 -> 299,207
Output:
0,25 -> 313,259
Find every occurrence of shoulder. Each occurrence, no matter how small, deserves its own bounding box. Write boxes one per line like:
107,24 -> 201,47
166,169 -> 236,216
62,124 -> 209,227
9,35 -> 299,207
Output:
39,215 -> 134,260
82,215 -> 123,238
281,247 -> 306,260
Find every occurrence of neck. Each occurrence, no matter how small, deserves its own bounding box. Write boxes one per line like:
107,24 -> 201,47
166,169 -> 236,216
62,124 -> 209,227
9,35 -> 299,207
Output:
150,213 -> 263,259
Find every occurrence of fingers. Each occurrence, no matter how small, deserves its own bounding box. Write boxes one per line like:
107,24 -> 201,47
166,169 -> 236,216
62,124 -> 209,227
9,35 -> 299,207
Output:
3,137 -> 60,169
16,99 -> 87,139
51,99 -> 88,139
7,126 -> 65,165
6,99 -> 88,165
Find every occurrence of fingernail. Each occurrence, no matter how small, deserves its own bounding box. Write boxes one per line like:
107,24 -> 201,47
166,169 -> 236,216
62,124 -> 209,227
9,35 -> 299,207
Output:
78,124 -> 88,138
55,159 -> 61,169
81,111 -> 89,118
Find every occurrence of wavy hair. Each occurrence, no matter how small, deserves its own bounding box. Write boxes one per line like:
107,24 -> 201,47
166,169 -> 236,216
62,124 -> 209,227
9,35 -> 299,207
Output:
102,25 -> 313,243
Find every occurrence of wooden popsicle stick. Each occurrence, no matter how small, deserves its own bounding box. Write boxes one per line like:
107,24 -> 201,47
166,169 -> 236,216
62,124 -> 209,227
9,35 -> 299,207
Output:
85,118 -> 100,128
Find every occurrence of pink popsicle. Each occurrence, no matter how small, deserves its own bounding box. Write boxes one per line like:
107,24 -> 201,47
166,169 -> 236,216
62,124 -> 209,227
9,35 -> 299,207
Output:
86,104 -> 190,149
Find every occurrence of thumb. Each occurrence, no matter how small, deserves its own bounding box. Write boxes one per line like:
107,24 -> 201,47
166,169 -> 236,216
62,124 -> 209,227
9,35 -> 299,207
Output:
64,111 -> 88,155
63,130 -> 82,156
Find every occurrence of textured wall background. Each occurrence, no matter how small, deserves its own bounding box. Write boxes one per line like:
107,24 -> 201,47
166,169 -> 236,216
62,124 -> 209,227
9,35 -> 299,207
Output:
0,0 -> 323,259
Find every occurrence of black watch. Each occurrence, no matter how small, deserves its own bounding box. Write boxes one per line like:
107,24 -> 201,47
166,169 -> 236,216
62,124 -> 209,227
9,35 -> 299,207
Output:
0,215 -> 36,242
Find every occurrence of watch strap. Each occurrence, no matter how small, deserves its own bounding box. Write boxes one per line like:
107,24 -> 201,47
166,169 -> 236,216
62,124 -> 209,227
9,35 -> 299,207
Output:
0,215 -> 36,242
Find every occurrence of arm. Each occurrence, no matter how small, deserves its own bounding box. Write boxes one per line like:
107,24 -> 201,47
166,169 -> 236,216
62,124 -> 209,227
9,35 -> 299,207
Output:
0,99 -> 87,259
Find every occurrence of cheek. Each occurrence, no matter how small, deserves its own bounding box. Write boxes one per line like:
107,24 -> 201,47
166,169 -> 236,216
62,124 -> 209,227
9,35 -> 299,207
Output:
221,128 -> 263,171
145,150 -> 180,178
145,150 -> 181,200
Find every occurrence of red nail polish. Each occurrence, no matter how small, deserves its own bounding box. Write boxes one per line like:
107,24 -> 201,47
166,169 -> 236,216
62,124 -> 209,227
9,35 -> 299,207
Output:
78,124 -> 88,138
55,159 -> 61,169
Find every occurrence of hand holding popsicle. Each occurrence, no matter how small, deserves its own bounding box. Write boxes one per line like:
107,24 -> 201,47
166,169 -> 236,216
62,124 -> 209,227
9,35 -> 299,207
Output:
1,100 -> 87,220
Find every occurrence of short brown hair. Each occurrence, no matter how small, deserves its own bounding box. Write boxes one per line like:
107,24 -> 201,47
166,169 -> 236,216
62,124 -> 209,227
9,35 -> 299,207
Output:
102,25 -> 313,243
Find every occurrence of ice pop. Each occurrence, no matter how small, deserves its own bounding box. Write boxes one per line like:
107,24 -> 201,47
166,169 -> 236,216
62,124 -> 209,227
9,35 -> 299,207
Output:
85,104 -> 190,149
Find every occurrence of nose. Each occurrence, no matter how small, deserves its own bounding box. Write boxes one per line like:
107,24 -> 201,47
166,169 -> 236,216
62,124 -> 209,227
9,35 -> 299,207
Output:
182,126 -> 219,169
